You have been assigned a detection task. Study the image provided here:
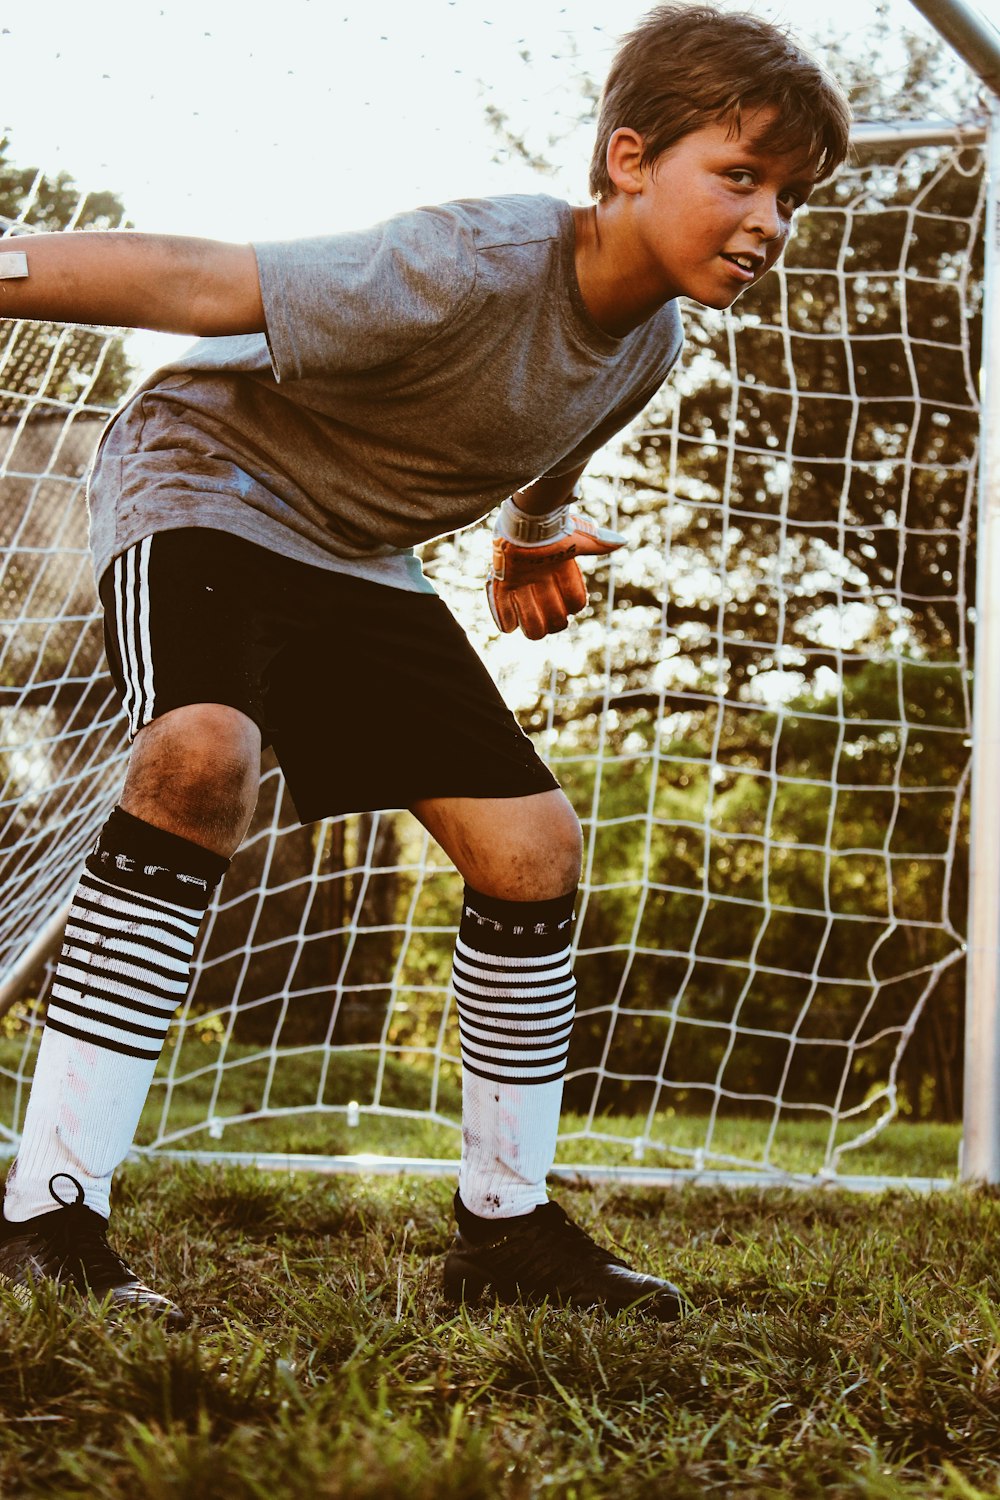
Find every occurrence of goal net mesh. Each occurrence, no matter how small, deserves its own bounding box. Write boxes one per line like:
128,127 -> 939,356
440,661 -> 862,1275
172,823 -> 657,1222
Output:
0,131 -> 984,1181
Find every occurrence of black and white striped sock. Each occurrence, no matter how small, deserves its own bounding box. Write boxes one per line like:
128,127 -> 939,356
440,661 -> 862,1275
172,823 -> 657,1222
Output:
453,884 -> 576,1222
4,807 -> 228,1222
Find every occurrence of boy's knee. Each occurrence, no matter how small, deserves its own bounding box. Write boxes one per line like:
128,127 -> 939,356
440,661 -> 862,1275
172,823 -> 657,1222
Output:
413,789 -> 583,904
544,796 -> 583,894
121,704 -> 261,857
489,792 -> 582,902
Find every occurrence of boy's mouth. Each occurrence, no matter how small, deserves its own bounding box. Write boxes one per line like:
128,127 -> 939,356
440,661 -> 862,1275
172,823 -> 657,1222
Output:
720,251 -> 763,279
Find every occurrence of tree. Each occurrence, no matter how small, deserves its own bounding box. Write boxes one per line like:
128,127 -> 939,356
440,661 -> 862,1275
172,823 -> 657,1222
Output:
0,136 -> 135,413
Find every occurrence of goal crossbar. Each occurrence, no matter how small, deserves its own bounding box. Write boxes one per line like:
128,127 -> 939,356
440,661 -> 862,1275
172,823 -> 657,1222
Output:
906,0 -> 1000,98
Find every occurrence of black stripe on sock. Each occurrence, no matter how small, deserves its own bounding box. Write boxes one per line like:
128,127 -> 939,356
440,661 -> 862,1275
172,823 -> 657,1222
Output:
52,976 -> 181,1022
452,972 -> 569,996
79,870 -> 204,926
73,886 -> 200,945
453,946 -> 573,975
458,1024 -> 573,1054
60,933 -> 190,989
454,998 -> 577,1033
54,964 -> 186,1008
453,979 -> 577,1010
44,1015 -> 163,1061
46,995 -> 172,1043
458,1055 -> 570,1087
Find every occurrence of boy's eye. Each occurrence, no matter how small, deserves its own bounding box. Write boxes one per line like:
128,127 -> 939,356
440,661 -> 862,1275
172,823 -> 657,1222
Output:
724,168 -> 810,214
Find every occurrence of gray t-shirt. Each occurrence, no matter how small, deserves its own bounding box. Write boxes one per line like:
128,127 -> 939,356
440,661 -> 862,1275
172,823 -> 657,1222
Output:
88,194 -> 684,591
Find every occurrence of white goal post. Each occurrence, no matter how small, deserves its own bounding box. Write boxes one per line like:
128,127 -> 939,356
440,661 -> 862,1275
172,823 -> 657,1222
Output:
960,100 -> 1000,1183
0,103 -> 997,1190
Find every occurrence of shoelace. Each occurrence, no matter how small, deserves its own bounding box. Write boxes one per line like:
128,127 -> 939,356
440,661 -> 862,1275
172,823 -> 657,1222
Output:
39,1203 -> 135,1289
536,1203 -> 630,1266
471,1202 -> 630,1285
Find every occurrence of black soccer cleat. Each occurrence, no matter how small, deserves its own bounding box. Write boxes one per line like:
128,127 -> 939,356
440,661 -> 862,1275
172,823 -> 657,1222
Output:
0,1173 -> 186,1328
443,1192 -> 687,1320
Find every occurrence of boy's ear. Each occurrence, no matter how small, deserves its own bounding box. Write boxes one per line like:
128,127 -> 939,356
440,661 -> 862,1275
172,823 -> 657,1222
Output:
605,128 -> 647,197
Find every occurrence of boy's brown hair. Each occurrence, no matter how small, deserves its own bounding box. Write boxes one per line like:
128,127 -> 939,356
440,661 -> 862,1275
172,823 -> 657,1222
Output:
589,3 -> 851,200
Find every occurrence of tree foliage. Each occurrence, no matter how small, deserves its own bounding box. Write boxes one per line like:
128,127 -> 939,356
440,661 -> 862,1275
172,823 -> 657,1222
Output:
0,136 -> 135,415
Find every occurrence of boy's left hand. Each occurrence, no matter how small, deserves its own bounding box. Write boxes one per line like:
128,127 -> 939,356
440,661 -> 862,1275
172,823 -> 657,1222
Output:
486,498 -> 625,640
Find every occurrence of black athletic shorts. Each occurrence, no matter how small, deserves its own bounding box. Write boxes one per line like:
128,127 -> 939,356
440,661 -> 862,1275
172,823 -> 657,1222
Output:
98,528 -> 558,823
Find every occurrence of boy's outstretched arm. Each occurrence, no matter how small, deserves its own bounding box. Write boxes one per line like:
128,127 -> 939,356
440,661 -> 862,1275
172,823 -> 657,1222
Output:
487,466 -> 626,641
0,232 -> 265,336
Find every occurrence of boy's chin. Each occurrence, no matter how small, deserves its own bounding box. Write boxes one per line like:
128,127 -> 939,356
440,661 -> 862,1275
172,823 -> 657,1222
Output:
692,284 -> 754,311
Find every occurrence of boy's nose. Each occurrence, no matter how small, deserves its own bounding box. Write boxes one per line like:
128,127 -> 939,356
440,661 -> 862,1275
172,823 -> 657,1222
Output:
745,194 -> 784,240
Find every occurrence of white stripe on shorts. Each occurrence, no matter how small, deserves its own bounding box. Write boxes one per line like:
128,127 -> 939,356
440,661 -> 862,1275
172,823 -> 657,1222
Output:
114,537 -> 155,737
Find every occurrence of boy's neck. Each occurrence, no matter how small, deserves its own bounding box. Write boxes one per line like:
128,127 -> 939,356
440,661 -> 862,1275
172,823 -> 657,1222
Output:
572,201 -> 672,339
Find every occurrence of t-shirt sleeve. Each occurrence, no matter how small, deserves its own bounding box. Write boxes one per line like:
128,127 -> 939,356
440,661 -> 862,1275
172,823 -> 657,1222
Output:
253,206 -> 478,382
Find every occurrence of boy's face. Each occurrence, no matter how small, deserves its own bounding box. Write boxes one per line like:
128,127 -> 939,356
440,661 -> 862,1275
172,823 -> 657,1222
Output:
622,110 -> 817,311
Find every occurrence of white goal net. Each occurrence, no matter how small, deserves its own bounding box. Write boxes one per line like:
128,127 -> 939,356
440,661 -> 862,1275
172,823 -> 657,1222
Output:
0,124 -> 987,1184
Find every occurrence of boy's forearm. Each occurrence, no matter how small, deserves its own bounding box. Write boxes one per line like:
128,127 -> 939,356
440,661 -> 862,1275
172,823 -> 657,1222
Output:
0,231 -> 265,336
511,465 -> 588,517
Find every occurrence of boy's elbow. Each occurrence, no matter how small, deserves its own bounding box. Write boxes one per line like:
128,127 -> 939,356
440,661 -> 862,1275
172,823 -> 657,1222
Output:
181,240 -> 266,337
196,289 -> 267,338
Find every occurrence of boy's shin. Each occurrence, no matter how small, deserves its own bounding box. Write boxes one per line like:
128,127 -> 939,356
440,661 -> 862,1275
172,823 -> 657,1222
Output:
4,807 -> 228,1221
452,884 -> 577,1221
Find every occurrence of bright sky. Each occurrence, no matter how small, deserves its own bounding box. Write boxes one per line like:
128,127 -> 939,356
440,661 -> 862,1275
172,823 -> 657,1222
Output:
1,0 -> 981,242
1,0 -> 980,377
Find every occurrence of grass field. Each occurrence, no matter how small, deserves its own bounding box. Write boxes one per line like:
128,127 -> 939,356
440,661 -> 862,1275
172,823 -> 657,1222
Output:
2,1163 -> 999,1498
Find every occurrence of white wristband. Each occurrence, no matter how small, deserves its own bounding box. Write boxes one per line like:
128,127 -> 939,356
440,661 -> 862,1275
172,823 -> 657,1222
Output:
499,496 -> 572,545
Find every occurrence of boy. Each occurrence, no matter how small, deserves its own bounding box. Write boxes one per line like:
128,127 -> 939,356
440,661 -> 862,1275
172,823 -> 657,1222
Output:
0,4 -> 850,1326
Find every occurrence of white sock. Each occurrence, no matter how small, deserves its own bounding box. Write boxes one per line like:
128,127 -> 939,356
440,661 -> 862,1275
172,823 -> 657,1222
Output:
4,808 -> 227,1222
453,885 -> 576,1221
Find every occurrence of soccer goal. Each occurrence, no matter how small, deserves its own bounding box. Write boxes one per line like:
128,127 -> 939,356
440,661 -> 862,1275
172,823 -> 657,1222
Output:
0,104 -> 997,1189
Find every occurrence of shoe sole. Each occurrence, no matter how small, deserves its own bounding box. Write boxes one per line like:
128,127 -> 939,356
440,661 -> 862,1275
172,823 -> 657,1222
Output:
442,1254 -> 684,1318
1,1268 -> 186,1327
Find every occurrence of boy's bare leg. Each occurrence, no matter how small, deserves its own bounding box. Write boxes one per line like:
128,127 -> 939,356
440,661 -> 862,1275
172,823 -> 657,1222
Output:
120,703 -> 262,856
4,705 -> 260,1225
411,789 -> 582,904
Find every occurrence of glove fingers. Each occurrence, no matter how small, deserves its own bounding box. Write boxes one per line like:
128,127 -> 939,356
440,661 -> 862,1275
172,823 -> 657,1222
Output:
555,558 -> 588,616
572,530 -> 626,558
516,582 -> 568,640
486,577 -> 519,634
515,605 -> 548,641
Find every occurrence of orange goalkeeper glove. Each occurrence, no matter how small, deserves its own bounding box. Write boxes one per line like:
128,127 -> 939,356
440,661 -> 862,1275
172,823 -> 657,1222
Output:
486,498 -> 626,641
